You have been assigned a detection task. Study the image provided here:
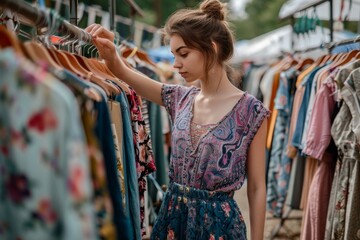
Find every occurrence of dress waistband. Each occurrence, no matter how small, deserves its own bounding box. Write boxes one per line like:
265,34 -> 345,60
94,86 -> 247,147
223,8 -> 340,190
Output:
169,182 -> 234,202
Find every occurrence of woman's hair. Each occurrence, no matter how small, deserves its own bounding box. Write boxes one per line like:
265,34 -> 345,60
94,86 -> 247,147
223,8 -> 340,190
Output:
164,0 -> 235,82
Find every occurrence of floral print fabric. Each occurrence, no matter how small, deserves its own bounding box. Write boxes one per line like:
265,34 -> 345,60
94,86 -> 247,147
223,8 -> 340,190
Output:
126,88 -> 156,235
151,183 -> 247,240
325,63 -> 360,240
151,84 -> 269,239
0,50 -> 97,239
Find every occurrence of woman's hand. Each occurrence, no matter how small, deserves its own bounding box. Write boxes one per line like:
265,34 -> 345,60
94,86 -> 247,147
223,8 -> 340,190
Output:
85,24 -> 117,62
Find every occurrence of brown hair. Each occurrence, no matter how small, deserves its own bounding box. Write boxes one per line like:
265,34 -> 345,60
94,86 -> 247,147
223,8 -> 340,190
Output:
164,0 -> 234,82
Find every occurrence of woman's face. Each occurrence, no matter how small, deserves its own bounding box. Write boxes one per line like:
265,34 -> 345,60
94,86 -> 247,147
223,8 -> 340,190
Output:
170,34 -> 205,83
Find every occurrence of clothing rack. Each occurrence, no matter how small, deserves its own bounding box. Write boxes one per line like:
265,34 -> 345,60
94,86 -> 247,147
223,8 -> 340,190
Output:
293,44 -> 327,53
0,0 -> 92,43
280,0 -> 334,43
324,35 -> 360,50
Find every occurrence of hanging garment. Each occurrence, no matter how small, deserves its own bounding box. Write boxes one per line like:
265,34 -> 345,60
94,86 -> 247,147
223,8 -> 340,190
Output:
301,69 -> 340,239
93,87 -> 140,240
114,92 -> 142,240
0,49 -> 98,240
291,66 -> 324,149
285,153 -> 306,209
56,68 -> 117,240
325,62 -> 360,240
151,84 -> 269,239
266,68 -> 296,217
126,88 -> 156,235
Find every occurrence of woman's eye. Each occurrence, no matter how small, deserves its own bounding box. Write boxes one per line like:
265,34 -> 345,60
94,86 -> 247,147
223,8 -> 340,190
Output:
180,53 -> 188,57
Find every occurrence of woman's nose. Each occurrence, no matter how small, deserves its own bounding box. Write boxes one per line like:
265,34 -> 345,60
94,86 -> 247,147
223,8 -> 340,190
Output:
173,58 -> 181,69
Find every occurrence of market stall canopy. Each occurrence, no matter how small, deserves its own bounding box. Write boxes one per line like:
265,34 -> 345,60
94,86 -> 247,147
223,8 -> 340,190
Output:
231,24 -> 357,63
279,0 -> 360,20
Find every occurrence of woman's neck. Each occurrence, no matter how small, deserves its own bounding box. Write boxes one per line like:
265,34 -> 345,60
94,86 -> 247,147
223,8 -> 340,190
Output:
199,65 -> 235,97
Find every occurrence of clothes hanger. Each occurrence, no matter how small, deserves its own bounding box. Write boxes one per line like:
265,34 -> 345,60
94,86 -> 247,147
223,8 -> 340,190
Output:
331,50 -> 359,68
71,53 -> 121,95
312,54 -> 328,66
64,50 -> 120,95
294,58 -> 314,71
0,25 -> 25,55
88,58 -> 131,93
355,51 -> 360,59
281,58 -> 298,71
45,36 -> 114,96
122,45 -> 157,67
20,11 -> 63,70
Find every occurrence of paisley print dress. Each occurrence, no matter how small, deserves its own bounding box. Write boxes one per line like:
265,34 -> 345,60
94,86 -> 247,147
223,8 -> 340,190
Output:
151,84 -> 270,240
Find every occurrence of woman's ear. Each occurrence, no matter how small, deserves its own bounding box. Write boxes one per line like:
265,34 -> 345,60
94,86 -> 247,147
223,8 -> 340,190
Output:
212,41 -> 218,54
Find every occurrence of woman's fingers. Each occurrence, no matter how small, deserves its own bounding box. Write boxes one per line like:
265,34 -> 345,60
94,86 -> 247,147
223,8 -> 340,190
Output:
85,24 -> 114,41
92,37 -> 117,61
92,27 -> 115,42
85,24 -> 117,61
85,23 -> 100,34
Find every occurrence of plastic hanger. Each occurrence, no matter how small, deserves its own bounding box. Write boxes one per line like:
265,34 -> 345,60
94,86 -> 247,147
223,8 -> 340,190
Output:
72,53 -> 120,95
281,58 -> 298,71
122,46 -> 157,67
22,41 -> 64,71
355,51 -> 360,59
294,58 -> 314,71
89,58 -> 131,93
0,25 -> 25,55
332,50 -> 359,68
313,54 -> 328,66
62,50 -> 120,95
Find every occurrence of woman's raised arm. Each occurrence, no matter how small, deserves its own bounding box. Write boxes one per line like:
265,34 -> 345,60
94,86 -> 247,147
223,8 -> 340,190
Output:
85,24 -> 164,105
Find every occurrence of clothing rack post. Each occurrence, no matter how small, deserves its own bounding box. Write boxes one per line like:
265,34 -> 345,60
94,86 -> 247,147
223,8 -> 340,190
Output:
109,0 -> 116,32
69,0 -> 78,26
329,0 -> 334,42
0,0 -> 92,43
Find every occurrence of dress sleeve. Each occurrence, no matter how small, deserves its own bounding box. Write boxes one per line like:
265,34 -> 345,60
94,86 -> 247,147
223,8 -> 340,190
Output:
302,82 -> 336,160
247,96 -> 271,144
161,84 -> 192,123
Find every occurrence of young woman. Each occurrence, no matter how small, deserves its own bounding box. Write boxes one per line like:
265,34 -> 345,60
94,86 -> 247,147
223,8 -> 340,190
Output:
86,0 -> 268,239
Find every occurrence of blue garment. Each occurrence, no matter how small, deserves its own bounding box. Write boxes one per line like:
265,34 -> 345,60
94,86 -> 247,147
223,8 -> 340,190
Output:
266,68 -> 296,217
94,95 -> 127,239
115,92 -> 141,240
291,66 -> 324,149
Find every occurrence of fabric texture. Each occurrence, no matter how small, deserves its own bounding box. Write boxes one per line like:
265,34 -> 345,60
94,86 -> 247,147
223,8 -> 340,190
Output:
0,49 -> 97,240
325,62 -> 360,240
151,84 -> 270,239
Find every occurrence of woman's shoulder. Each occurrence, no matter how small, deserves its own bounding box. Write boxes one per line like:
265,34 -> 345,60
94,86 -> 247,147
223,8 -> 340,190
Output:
162,83 -> 198,96
238,92 -> 270,117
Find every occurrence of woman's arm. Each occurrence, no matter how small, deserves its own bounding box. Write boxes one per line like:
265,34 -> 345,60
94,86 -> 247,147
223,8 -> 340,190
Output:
85,24 -> 163,105
247,118 -> 267,240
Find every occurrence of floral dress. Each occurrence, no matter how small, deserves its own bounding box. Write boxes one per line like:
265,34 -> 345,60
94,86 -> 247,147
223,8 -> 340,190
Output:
150,84 -> 269,240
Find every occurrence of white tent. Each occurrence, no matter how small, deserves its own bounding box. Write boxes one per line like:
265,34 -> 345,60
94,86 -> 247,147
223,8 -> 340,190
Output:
279,0 -> 360,20
231,25 -> 357,63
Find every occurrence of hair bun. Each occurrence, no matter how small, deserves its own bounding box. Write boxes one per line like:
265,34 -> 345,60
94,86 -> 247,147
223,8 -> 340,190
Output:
200,0 -> 225,21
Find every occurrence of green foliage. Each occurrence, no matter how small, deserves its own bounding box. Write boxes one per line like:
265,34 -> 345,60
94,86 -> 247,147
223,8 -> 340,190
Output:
231,0 -> 289,40
134,0 -> 290,40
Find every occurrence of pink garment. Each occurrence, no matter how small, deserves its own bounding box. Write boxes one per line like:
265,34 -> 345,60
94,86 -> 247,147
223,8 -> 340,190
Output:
303,70 -> 338,160
300,152 -> 336,240
301,72 -> 338,240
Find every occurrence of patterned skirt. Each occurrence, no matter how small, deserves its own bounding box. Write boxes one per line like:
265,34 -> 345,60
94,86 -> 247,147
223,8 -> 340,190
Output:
150,182 -> 247,240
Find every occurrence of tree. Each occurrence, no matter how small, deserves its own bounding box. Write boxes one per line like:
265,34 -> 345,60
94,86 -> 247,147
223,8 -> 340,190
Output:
231,0 -> 289,40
